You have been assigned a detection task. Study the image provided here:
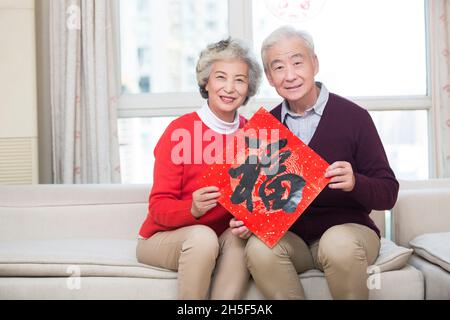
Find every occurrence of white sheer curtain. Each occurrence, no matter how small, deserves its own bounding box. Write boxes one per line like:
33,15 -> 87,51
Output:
431,0 -> 450,177
49,0 -> 121,183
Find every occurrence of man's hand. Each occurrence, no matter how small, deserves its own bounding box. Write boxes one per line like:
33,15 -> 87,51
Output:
230,218 -> 252,239
191,186 -> 221,219
325,161 -> 355,192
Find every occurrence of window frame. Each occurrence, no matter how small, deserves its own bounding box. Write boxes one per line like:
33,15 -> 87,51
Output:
116,0 -> 438,177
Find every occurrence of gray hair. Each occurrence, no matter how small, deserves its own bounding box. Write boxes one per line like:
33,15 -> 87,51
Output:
261,26 -> 315,71
196,38 -> 262,105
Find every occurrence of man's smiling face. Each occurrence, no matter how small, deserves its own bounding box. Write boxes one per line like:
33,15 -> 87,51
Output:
265,36 -> 319,111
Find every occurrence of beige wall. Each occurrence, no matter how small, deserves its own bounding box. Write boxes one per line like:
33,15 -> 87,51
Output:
0,0 -> 38,184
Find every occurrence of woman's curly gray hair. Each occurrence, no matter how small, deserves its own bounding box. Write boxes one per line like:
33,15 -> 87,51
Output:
196,38 -> 262,105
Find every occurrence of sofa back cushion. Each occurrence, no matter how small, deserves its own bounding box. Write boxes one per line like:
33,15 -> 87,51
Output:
0,184 -> 387,241
0,184 -> 151,241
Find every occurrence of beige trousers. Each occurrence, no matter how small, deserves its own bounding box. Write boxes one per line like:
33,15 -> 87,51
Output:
245,223 -> 380,300
136,225 -> 249,300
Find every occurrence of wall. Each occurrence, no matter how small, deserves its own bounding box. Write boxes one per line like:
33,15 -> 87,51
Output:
35,0 -> 52,184
0,0 -> 38,184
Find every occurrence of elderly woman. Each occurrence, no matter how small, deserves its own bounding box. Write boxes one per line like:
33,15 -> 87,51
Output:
136,38 -> 262,300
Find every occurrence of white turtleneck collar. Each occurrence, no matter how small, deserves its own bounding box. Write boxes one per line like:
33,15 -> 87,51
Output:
196,103 -> 240,135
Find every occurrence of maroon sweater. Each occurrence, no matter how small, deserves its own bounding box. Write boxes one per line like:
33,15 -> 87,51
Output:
271,93 -> 399,244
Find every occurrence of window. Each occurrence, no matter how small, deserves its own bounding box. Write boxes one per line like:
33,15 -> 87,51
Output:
118,117 -> 176,184
369,110 -> 429,180
118,0 -> 432,184
250,0 -> 430,181
252,0 -> 427,98
119,0 -> 228,94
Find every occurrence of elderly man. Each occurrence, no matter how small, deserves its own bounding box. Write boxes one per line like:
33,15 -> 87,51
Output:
242,26 -> 399,299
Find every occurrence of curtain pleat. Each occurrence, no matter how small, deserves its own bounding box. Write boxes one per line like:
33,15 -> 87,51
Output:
49,0 -> 121,183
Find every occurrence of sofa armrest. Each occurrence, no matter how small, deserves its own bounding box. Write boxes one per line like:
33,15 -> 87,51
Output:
392,187 -> 450,247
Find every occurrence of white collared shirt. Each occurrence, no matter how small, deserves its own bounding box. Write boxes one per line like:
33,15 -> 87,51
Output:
280,82 -> 329,145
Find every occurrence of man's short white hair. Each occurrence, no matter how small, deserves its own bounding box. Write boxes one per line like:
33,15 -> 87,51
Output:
261,26 -> 315,71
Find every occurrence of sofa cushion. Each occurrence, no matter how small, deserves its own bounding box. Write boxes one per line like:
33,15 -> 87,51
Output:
372,238 -> 413,272
409,232 -> 450,273
0,239 -> 176,279
0,265 -> 424,300
0,237 -> 412,279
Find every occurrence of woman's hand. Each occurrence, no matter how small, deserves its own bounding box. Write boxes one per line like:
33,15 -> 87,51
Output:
191,186 -> 221,219
230,218 -> 252,239
325,161 -> 356,192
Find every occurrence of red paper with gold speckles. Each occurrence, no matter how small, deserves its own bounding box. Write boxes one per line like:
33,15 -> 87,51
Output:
199,108 -> 330,248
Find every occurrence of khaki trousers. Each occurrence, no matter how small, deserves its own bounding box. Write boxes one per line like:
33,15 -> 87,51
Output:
136,225 -> 249,300
245,223 -> 380,300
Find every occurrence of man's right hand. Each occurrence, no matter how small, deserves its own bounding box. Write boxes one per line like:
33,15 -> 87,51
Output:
230,218 -> 252,239
191,186 -> 221,219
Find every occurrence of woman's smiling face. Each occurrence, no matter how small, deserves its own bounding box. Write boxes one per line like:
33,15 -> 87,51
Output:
205,59 -> 249,122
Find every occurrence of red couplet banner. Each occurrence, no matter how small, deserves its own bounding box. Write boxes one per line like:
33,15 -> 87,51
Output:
199,108 -> 330,248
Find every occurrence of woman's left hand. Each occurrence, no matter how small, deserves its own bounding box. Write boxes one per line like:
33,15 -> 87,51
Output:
230,218 -> 252,239
325,161 -> 356,192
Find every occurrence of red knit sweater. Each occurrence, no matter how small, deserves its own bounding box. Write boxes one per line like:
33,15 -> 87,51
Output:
139,111 -> 246,239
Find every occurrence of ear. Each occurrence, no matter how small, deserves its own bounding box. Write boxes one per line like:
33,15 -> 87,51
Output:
313,54 -> 319,76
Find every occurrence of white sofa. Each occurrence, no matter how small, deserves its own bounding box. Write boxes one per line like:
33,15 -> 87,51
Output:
392,179 -> 450,300
0,184 -> 424,300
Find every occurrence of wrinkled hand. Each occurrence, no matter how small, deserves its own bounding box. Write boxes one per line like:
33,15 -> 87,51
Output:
325,161 -> 355,192
230,218 -> 252,239
191,186 -> 221,219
